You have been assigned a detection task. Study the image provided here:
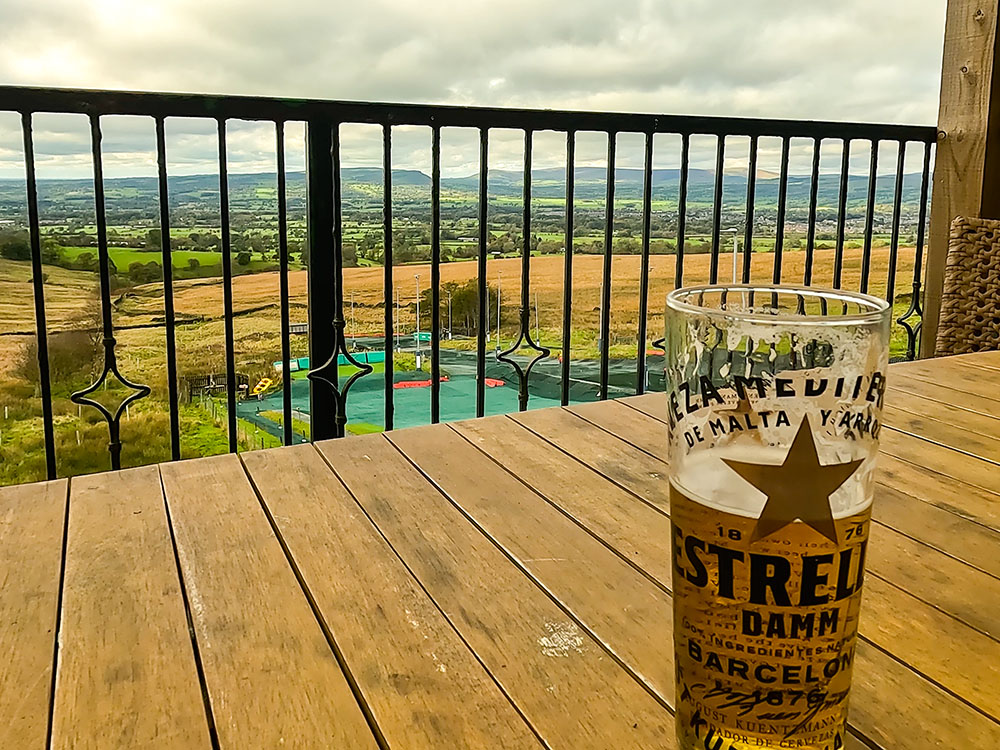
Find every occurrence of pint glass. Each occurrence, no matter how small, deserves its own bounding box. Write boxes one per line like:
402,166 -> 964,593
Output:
665,285 -> 891,750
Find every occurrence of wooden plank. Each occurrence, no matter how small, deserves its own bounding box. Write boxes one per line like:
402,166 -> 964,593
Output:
488,402 -> 1000,713
596,396 -> 1000,578
872,482 -> 1000,580
860,575 -> 1000,720
573,399 -> 1000,633
315,435 -> 677,749
620,392 -> 1000,536
159,454 -> 378,749
388,421 -> 1000,749
876,452 -> 1000,531
620,393 -> 666,421
883,404 -> 1000,463
960,351 -> 1000,370
892,357 -> 1000,403
567,400 -> 666,459
880,428 -> 1000,495
921,0 -> 1000,356
526,401 -> 1000,703
52,467 -> 211,750
384,424 -> 678,708
0,479 -> 67,749
455,416 -> 673,586
886,387 -> 1000,443
512,407 -> 669,514
889,375 -> 1000,419
241,444 -> 545,749
848,641 -> 998,750
866,521 -> 1000,640
928,350 -> 1000,372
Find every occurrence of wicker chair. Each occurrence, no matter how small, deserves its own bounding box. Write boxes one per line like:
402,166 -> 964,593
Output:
934,216 -> 1000,356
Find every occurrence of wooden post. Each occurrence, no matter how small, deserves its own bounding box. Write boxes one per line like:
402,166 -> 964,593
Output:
923,0 -> 1000,356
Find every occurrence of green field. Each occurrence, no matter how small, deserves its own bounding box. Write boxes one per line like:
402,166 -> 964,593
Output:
56,245 -> 296,273
59,245 -> 223,269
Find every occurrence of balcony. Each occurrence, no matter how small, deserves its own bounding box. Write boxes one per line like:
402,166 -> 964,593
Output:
0,87 -> 939,483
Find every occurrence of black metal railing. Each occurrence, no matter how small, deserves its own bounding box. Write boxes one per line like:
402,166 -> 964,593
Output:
0,86 -> 936,481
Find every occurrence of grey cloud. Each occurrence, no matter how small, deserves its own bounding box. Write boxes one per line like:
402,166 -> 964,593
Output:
0,0 -> 945,179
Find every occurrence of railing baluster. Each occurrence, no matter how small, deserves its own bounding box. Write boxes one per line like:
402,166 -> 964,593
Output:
773,135 -> 791,285
496,130 -> 549,411
155,117 -> 180,460
382,124 -> 394,430
217,119 -> 238,450
834,139 -> 851,289
275,121 -> 293,445
742,136 -> 758,283
71,114 -> 150,470
20,113 -> 56,479
804,137 -> 821,286
305,120 -> 338,440
861,139 -> 880,294
709,135 -> 726,285
305,123 -> 372,438
561,130 -> 575,406
430,126 -> 441,424
886,140 -> 906,309
476,128 -> 488,417
599,132 -> 616,400
522,128 -> 534,410
675,133 -> 690,289
330,124 -> 346,437
636,131 -> 653,396
899,142 -> 932,360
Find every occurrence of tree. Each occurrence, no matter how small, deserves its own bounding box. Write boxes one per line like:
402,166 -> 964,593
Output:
187,257 -> 200,270
128,261 -> 162,285
232,233 -> 248,253
419,279 -> 507,336
146,228 -> 161,250
0,237 -> 31,261
236,251 -> 252,266
41,238 -> 61,264
73,252 -> 98,271
342,242 -> 358,268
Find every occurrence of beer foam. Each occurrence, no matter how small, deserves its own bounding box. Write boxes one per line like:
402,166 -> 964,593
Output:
672,442 -> 875,520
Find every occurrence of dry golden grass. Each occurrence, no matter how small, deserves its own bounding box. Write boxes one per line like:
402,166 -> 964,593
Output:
0,246 -> 916,382
127,244 -> 915,334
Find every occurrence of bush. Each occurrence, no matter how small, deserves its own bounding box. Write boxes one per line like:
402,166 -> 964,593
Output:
0,237 -> 31,260
73,252 -> 99,271
127,261 -> 162,285
16,329 -> 101,385
236,251 -> 251,266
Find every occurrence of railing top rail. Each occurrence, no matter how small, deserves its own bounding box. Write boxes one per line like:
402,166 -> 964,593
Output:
0,85 -> 938,142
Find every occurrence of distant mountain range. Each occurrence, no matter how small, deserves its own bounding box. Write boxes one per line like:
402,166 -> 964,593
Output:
0,167 -> 926,222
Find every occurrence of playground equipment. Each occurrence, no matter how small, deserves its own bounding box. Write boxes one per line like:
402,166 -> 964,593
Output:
252,377 -> 273,396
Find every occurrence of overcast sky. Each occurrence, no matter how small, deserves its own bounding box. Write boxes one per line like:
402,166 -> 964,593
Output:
0,0 -> 947,179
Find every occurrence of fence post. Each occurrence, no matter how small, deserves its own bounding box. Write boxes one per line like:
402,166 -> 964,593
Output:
306,119 -> 338,439
922,0 -> 1000,356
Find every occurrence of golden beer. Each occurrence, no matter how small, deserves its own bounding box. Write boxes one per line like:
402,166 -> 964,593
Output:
671,481 -> 869,750
665,286 -> 890,750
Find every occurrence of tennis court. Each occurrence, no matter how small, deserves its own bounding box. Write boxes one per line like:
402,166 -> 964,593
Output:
236,371 -> 566,440
235,347 -> 656,440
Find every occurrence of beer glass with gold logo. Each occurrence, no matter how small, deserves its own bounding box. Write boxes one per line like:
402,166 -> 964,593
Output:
665,285 -> 891,750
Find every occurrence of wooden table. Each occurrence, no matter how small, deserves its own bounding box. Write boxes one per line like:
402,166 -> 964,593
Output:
3,353 -> 999,749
